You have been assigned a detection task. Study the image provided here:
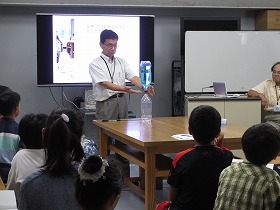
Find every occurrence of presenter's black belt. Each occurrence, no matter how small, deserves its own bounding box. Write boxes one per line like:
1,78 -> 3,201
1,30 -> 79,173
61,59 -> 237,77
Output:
109,93 -> 125,99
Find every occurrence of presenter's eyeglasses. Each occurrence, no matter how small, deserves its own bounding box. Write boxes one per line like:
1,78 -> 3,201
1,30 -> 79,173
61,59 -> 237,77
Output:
104,43 -> 118,49
272,70 -> 280,75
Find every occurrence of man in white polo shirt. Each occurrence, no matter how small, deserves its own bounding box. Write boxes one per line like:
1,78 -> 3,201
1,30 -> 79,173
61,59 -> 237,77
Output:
89,29 -> 154,177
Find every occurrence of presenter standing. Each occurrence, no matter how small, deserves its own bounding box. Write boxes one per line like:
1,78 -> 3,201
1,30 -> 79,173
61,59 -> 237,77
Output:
248,62 -> 280,131
89,29 -> 154,177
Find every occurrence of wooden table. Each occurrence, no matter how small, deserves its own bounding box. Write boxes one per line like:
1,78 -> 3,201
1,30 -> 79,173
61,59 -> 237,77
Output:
93,116 -> 248,210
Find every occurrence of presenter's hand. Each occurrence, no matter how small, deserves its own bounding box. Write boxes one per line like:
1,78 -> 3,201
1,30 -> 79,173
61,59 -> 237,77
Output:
123,86 -> 132,92
127,88 -> 142,94
147,85 -> 155,96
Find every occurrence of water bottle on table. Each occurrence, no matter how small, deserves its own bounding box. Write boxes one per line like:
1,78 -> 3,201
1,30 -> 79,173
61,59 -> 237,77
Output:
140,61 -> 152,90
141,93 -> 152,122
140,61 -> 152,122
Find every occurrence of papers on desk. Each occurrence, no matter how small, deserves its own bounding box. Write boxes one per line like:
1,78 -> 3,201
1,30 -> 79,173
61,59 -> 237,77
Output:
172,134 -> 194,140
232,158 -> 274,169
0,190 -> 17,209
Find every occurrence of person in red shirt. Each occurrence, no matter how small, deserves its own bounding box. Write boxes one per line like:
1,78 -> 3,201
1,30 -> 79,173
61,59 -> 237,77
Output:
157,105 -> 233,210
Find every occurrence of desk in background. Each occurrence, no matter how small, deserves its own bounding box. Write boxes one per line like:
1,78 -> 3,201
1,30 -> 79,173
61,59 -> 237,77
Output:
93,116 -> 248,210
186,95 -> 261,127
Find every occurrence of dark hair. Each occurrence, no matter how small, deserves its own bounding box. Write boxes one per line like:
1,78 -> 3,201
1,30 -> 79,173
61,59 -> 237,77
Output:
189,105 -> 221,144
100,29 -> 118,44
271,62 -> 280,71
18,113 -> 48,149
0,90 -> 20,116
0,85 -> 10,94
43,107 -> 85,176
76,155 -> 122,210
242,123 -> 280,165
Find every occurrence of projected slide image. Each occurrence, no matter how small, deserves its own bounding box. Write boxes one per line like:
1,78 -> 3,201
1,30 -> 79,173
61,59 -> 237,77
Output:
53,15 -> 140,84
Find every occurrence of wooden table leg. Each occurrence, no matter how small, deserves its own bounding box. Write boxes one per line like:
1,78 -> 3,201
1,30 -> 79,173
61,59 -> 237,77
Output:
139,167 -> 145,190
145,148 -> 156,210
99,129 -> 109,157
139,167 -> 163,190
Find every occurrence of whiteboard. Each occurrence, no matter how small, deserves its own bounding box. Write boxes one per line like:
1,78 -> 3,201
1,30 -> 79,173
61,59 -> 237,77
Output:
185,31 -> 280,93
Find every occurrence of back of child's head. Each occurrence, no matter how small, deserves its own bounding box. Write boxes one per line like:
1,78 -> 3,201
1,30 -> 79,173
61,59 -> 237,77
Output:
19,113 -> 48,149
43,107 -> 85,176
0,85 -> 10,94
242,123 -> 280,165
76,155 -> 122,210
189,105 -> 221,144
0,90 -> 20,116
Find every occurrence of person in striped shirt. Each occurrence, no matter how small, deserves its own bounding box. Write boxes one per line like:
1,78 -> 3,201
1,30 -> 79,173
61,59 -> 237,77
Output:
0,90 -> 23,183
214,123 -> 280,210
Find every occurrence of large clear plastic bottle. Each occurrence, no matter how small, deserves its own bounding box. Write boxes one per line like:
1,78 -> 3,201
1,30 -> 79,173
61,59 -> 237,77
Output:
141,91 -> 152,122
140,61 -> 152,90
140,61 -> 152,122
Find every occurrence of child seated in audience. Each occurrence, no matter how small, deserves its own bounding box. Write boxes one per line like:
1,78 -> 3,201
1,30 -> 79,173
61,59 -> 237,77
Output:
19,107 -> 85,210
214,123 -> 280,210
76,155 -> 122,210
0,90 -> 23,183
156,105 -> 233,210
0,85 -> 11,117
7,113 -> 48,204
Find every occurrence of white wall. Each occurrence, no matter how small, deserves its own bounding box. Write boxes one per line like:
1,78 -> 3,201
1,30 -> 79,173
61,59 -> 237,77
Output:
0,6 -> 255,121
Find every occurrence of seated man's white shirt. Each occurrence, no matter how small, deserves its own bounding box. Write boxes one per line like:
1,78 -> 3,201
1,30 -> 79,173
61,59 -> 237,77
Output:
251,79 -> 278,111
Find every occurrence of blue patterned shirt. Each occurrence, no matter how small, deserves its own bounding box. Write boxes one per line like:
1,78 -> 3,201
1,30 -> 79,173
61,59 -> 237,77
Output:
0,117 -> 23,165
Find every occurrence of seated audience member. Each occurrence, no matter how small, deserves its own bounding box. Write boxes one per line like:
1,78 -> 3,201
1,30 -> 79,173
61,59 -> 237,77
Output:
0,85 -> 11,115
248,62 -> 280,131
7,113 -> 48,204
0,85 -> 10,92
76,155 -> 122,210
19,107 -> 85,210
0,90 -> 23,183
156,105 -> 233,210
0,85 -> 10,119
214,123 -> 280,210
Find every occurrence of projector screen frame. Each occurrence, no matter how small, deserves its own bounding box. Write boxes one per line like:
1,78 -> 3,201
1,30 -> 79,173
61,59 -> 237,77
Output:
36,13 -> 155,87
